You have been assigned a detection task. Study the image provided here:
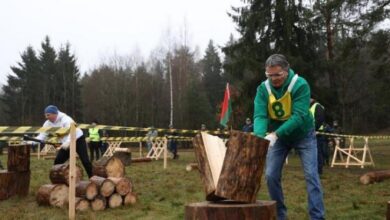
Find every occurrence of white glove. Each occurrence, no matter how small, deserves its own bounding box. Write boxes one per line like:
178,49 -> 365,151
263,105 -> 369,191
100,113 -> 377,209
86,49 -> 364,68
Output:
60,142 -> 70,150
265,133 -> 278,148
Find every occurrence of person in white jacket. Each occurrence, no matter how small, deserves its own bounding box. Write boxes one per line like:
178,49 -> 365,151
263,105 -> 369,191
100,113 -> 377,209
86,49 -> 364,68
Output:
35,105 -> 92,178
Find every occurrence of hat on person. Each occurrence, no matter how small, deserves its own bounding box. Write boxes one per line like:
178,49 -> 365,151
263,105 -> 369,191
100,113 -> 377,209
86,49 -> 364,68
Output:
44,105 -> 59,114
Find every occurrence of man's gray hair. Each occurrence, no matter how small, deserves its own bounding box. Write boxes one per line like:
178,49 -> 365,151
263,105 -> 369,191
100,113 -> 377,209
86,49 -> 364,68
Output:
265,54 -> 290,70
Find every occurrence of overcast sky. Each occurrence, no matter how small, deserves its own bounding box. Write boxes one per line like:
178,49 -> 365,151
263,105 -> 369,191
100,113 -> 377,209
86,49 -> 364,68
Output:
0,0 -> 243,86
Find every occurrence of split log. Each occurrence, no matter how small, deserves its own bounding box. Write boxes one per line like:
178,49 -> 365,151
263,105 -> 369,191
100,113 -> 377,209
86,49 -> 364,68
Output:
36,184 -> 69,208
0,170 -> 31,200
7,144 -> 30,172
90,175 -> 115,197
131,157 -> 152,163
75,197 -> 90,211
193,130 -> 269,203
185,200 -> 276,220
49,163 -> 83,185
108,177 -> 132,196
113,151 -> 132,166
360,170 -> 390,185
186,163 -> 198,172
76,180 -> 98,200
91,195 -> 106,211
108,193 -> 123,208
123,192 -> 137,205
92,156 -> 124,178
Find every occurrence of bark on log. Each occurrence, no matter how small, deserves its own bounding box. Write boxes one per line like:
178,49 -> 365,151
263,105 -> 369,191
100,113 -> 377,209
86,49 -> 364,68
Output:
91,195 -> 106,211
36,184 -> 69,208
185,200 -> 277,220
90,175 -> 115,197
131,157 -> 152,163
75,197 -> 90,211
360,170 -> 390,185
92,156 -> 125,178
0,170 -> 31,200
113,151 -> 132,166
76,180 -> 98,200
7,144 -> 30,172
108,177 -> 132,196
108,193 -> 123,208
123,192 -> 137,205
186,163 -> 198,172
49,163 -> 83,185
193,130 -> 269,203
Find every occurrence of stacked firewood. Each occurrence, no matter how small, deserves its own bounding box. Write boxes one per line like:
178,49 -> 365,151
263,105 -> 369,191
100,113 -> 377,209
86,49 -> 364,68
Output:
36,156 -> 137,211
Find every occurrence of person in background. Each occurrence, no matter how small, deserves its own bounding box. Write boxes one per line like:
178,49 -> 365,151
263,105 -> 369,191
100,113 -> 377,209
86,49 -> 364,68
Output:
35,105 -> 92,178
201,124 -> 207,131
242,117 -> 254,132
167,124 -> 179,159
88,120 -> 102,161
253,54 -> 325,220
100,130 -> 109,156
310,98 -> 326,175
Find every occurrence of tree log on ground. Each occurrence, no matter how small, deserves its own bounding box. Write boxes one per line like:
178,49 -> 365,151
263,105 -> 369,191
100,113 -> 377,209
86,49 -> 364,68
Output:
108,177 -> 132,196
360,170 -> 390,185
7,144 -> 30,172
90,175 -> 115,197
49,163 -> 83,185
131,157 -> 152,163
185,200 -> 276,220
91,195 -> 106,211
75,197 -> 90,211
387,201 -> 390,220
92,157 -> 125,178
123,192 -> 137,205
193,130 -> 269,203
36,184 -> 69,208
108,193 -> 123,208
186,163 -> 198,172
76,180 -> 98,200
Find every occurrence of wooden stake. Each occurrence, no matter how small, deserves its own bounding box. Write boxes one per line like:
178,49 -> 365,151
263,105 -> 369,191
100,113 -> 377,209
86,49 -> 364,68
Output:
163,137 -> 167,169
68,123 -> 76,220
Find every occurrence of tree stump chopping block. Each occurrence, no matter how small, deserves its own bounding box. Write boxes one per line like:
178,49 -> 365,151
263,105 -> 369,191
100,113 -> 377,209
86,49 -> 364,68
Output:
7,144 -> 30,172
0,170 -> 31,200
185,200 -> 276,220
92,156 -> 125,178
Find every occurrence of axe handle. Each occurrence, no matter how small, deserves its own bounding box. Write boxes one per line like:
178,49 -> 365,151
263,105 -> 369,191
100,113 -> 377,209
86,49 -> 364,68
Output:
23,135 -> 56,145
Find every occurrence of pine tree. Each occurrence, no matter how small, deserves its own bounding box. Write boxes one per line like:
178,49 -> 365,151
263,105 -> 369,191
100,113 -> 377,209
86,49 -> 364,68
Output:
201,40 -> 226,118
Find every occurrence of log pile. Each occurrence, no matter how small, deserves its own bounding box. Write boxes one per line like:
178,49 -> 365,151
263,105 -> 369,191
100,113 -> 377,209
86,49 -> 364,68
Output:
36,157 -> 137,211
0,144 -> 31,201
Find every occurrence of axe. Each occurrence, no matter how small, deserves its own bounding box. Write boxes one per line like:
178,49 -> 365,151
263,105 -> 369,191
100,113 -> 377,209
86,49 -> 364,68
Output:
22,135 -> 57,145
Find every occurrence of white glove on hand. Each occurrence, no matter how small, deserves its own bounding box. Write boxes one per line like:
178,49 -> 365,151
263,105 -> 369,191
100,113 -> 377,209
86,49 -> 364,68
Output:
265,133 -> 278,148
60,142 -> 70,150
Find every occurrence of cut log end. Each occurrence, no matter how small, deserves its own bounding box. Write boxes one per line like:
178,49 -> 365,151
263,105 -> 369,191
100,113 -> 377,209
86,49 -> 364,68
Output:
108,193 -> 123,208
75,197 -> 90,212
123,192 -> 137,205
91,195 -> 106,211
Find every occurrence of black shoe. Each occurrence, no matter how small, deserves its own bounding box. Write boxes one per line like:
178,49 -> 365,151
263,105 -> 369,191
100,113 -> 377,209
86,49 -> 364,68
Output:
173,154 -> 179,159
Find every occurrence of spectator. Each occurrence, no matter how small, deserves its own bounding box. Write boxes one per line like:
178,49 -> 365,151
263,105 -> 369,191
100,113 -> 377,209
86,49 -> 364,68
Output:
167,124 -> 179,159
242,118 -> 254,132
88,120 -> 102,161
145,126 -> 158,153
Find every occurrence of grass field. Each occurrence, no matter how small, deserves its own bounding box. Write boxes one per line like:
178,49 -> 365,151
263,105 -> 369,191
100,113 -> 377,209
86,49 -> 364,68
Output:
0,140 -> 390,220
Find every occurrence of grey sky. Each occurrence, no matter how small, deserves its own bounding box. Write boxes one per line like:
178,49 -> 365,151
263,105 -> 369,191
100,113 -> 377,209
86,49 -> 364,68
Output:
0,0 -> 242,86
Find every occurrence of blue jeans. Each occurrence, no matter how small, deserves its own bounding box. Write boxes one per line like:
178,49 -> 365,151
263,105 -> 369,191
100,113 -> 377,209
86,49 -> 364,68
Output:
265,130 -> 325,220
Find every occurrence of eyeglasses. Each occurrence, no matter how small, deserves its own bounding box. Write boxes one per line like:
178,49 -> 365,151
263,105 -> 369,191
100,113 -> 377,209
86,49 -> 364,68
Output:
265,71 -> 285,78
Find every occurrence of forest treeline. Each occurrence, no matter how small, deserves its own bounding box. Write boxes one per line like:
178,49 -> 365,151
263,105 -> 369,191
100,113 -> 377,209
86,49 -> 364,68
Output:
1,0 -> 390,133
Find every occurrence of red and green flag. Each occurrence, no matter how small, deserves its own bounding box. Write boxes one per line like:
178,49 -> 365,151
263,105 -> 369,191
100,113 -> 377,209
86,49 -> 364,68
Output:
219,83 -> 232,128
